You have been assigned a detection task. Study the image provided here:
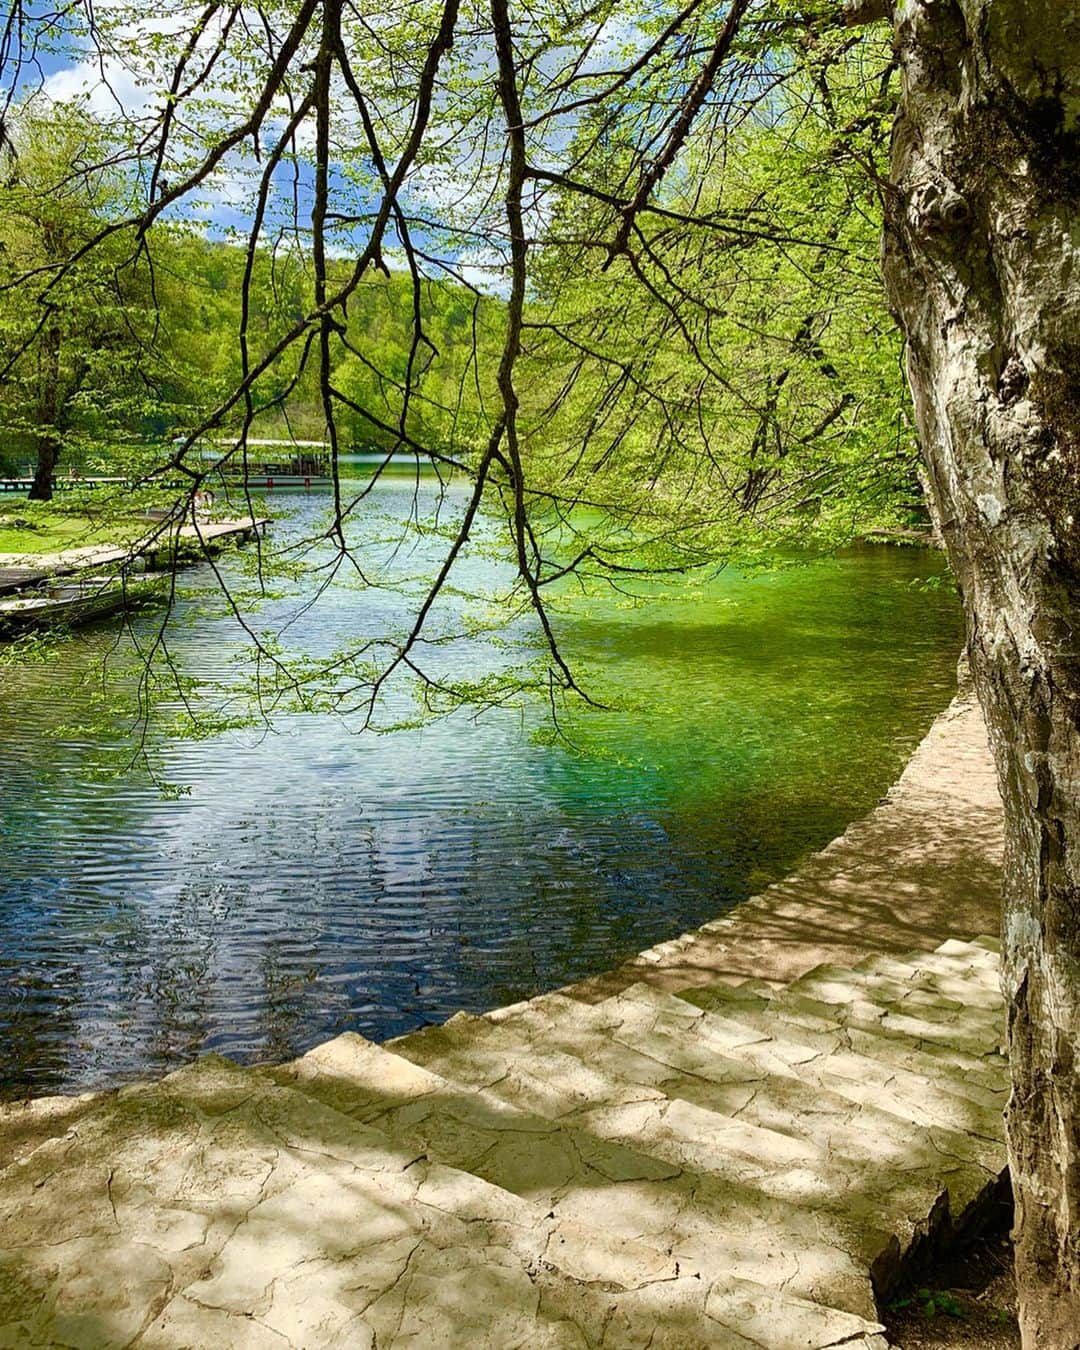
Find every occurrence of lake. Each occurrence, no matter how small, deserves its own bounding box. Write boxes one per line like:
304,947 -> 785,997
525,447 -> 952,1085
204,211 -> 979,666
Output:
0,484 -> 963,1098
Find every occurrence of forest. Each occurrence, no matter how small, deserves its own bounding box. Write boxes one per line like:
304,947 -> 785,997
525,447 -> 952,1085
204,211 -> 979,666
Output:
1,29 -> 921,560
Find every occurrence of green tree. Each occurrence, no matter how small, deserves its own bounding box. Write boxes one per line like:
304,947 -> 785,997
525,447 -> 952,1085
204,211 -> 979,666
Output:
519,34 -> 915,562
862,0 -> 1080,1337
0,103 -> 151,498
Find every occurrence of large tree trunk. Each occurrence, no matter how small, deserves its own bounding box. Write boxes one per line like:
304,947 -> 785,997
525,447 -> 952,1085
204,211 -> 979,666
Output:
27,430 -> 59,502
27,324 -> 62,503
870,0 -> 1080,1341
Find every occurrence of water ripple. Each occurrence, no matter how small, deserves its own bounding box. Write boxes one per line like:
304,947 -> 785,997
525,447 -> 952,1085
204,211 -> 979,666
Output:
0,486 -> 963,1097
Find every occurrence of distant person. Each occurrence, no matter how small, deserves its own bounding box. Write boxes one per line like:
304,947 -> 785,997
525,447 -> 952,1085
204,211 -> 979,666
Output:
193,488 -> 215,520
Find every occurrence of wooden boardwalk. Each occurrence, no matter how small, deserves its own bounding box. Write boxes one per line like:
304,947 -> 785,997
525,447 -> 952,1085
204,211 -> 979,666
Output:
0,475 -> 306,493
0,518 -> 269,601
1,463 -> 433,493
0,566 -> 48,597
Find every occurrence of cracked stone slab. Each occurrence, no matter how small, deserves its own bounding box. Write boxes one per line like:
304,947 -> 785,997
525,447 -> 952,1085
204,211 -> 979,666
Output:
793,957 -> 1004,1022
394,999 -> 971,1312
0,1055 -> 673,1348
0,1054 -> 888,1349
0,1089 -> 105,1182
323,1032 -> 888,1319
599,981 -> 1006,1230
424,979 -> 1005,1178
419,976 -> 1003,1271
278,1032 -> 914,1275
676,983 -> 1008,1108
597,984 -> 1006,1157
794,964 -> 1002,1015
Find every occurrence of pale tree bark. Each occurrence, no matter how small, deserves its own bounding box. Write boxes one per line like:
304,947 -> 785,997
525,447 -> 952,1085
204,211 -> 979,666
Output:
859,0 -> 1080,1341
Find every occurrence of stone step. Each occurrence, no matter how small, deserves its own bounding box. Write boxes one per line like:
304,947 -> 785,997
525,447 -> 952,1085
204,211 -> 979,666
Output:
961,935 -> 1002,956
793,953 -> 1000,1002
682,982 -> 1007,1105
855,938 -> 1002,988
575,979 -> 1004,1157
811,947 -> 1004,1015
781,955 -> 1006,1060
521,981 -> 1003,1232
754,992 -> 1001,1102
623,977 -> 1004,1144
621,977 -> 999,1166
383,1020 -> 899,1319
271,1034 -> 909,1325
748,955 -> 1006,1043
612,982 -> 1004,1160
0,1052 -> 889,1349
932,935 -> 1002,963
392,987 -> 997,1291
523,982 -> 993,1128
794,963 -> 1003,1017
274,1038 -> 896,1349
274,1027 -> 823,1178
821,935 -> 1001,981
0,1087 -> 104,1181
856,938 -> 1001,976
289,1025 -> 941,1251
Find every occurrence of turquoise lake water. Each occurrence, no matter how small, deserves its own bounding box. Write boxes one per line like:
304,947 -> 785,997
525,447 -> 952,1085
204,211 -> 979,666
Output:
0,485 -> 963,1097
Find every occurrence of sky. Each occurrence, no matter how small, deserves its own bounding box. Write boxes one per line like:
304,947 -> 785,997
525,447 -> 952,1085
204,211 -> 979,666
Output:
3,0 -> 739,303
6,2 -> 520,283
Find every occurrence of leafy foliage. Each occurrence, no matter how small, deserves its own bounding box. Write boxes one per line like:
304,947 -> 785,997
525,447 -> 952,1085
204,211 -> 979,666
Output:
518,28 -> 916,563
0,105 -> 160,485
0,3 -> 933,726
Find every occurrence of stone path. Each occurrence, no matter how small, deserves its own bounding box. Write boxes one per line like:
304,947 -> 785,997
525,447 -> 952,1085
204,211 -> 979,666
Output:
0,693 -> 1007,1348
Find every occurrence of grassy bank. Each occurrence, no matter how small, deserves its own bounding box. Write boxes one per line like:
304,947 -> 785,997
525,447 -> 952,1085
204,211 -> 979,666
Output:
0,497 -> 145,555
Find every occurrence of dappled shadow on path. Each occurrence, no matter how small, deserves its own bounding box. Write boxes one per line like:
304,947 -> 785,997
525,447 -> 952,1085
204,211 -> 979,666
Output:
0,1048 -> 909,1348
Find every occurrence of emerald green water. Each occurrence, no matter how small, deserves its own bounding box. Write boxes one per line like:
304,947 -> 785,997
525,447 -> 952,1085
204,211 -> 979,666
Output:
0,486 -> 962,1097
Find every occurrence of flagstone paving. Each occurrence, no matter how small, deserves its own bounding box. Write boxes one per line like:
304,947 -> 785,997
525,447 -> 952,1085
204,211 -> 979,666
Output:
0,693 -> 1007,1347
0,935 -> 1006,1349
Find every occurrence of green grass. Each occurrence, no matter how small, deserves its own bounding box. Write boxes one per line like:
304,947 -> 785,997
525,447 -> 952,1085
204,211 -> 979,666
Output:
0,498 -> 141,555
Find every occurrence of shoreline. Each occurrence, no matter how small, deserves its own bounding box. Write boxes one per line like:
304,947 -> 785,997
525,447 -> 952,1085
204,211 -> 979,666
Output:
560,679 -> 1003,1002
0,676 -> 1010,1350
2,676 -> 1003,1126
